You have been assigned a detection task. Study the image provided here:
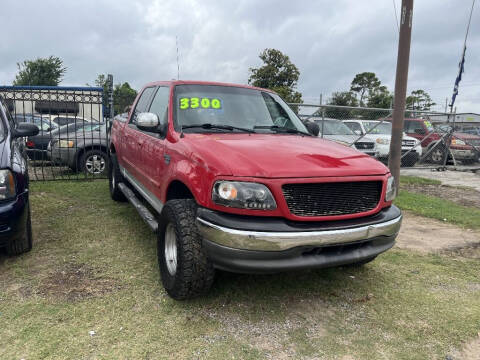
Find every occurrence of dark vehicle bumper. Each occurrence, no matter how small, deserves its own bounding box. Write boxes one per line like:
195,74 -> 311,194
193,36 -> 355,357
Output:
26,148 -> 49,161
197,205 -> 402,273
0,191 -> 29,248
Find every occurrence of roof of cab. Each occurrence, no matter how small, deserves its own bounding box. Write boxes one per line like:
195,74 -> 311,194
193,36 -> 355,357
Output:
140,80 -> 275,94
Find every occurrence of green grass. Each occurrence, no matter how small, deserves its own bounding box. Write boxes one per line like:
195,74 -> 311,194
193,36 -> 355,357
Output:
0,180 -> 479,359
395,190 -> 480,230
400,175 -> 441,186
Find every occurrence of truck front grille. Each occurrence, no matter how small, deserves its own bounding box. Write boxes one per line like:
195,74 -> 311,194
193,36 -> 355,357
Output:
282,181 -> 382,217
354,142 -> 375,150
402,140 -> 416,147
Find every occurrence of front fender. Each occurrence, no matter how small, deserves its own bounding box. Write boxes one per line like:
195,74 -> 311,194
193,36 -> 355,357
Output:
163,156 -> 216,207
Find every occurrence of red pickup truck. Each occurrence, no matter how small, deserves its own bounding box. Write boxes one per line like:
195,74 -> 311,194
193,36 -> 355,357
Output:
109,80 -> 402,299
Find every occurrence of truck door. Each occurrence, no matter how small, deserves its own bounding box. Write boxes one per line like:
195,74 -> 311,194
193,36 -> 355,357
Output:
121,86 -> 156,180
140,86 -> 170,202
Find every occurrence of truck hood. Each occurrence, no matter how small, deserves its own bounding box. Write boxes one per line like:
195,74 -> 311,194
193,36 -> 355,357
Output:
183,133 -> 388,178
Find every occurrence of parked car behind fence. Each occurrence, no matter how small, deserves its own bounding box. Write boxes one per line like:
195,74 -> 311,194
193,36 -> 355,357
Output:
343,119 -> 421,166
49,123 -> 108,175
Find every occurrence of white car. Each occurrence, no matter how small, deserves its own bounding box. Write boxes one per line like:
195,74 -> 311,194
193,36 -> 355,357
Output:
310,118 -> 378,157
343,119 -> 422,165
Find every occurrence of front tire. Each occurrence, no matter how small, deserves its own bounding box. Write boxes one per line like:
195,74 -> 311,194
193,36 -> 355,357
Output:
7,204 -> 33,256
157,199 -> 215,300
109,154 -> 126,202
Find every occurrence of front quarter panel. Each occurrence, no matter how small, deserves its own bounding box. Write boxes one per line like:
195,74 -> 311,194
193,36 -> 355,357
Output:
163,140 -> 224,206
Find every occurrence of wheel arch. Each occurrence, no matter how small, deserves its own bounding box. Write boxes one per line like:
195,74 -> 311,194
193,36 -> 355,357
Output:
165,180 -> 195,202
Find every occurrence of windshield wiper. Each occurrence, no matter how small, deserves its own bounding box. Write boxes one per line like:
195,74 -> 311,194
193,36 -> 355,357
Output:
181,123 -> 256,133
253,125 -> 312,136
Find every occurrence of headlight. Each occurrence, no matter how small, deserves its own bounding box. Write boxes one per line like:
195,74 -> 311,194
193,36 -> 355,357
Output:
376,138 -> 390,145
385,176 -> 396,202
451,138 -> 466,146
212,181 -> 277,210
58,140 -> 74,148
0,170 -> 16,200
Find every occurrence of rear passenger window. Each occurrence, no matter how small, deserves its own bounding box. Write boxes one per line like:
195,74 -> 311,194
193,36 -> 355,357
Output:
131,87 -> 156,125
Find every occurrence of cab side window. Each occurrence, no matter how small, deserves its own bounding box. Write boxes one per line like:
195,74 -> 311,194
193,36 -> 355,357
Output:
148,87 -> 170,125
131,87 -> 156,125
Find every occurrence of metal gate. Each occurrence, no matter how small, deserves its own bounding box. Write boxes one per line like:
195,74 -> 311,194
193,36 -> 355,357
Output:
0,85 -> 112,181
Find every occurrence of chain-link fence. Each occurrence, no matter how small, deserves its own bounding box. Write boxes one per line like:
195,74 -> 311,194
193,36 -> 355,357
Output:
293,103 -> 480,170
0,85 -> 112,181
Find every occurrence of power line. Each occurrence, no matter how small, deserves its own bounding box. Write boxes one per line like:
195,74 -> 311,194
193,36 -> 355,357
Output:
176,36 -> 180,80
392,0 -> 400,33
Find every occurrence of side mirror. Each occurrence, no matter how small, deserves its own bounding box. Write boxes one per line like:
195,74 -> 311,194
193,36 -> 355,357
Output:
137,112 -> 160,131
13,122 -> 39,138
304,121 -> 320,137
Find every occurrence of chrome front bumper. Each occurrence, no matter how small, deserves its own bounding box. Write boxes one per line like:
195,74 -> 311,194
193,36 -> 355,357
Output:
197,214 -> 402,252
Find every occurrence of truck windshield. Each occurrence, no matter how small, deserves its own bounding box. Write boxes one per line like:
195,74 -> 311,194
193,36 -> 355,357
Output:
173,85 -> 308,134
363,121 -> 392,134
317,120 -> 354,135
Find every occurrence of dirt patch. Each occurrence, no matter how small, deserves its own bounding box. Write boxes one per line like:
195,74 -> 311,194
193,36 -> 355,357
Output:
396,212 -> 480,254
401,183 -> 480,208
442,243 -> 480,259
450,332 -> 480,360
200,296 -> 330,359
40,263 -> 120,301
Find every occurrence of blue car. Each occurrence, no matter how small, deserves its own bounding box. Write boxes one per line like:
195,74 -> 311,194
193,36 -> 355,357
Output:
0,98 -> 39,255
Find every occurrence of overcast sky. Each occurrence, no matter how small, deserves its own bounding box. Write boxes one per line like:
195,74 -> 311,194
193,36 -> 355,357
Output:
0,0 -> 478,113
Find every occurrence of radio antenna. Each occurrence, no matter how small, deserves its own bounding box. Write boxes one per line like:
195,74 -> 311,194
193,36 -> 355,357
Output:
176,36 -> 180,80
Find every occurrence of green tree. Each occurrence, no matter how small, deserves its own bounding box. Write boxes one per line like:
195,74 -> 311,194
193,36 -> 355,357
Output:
91,75 -> 137,115
325,91 -> 358,119
367,86 -> 393,109
350,72 -> 381,107
406,89 -> 435,111
113,82 -> 137,115
13,56 -> 66,86
248,48 -> 303,105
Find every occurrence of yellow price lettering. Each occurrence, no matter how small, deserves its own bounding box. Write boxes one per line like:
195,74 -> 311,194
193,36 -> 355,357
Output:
180,98 -> 189,109
211,98 -> 221,109
190,97 -> 200,108
201,98 -> 210,108
179,97 -> 222,109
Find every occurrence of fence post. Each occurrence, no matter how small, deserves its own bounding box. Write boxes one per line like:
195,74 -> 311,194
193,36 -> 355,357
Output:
107,74 -> 114,121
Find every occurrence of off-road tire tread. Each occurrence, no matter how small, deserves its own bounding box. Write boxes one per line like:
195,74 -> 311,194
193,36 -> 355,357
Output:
158,199 -> 215,300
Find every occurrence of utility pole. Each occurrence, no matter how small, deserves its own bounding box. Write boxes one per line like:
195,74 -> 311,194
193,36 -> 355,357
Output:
388,0 -> 414,191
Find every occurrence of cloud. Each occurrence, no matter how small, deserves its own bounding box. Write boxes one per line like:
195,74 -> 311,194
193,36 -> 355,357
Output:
0,0 -> 478,112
